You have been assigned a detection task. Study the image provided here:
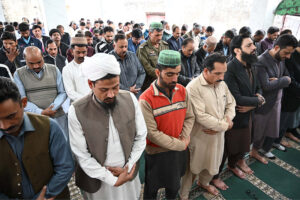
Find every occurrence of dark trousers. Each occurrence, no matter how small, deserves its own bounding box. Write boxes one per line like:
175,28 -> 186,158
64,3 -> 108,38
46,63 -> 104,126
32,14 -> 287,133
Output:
274,111 -> 292,144
143,150 -> 187,200
262,137 -> 275,152
213,146 -> 245,179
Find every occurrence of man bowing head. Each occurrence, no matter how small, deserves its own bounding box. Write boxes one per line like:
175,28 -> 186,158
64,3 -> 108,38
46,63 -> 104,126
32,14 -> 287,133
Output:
68,53 -> 147,200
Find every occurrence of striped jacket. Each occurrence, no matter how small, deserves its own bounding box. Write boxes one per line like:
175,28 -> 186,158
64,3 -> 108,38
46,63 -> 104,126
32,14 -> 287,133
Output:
139,82 -> 195,154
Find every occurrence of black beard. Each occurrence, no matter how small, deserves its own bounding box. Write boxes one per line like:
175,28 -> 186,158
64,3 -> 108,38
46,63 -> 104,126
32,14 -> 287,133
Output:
241,51 -> 258,64
95,96 -> 117,111
275,51 -> 282,61
159,74 -> 176,91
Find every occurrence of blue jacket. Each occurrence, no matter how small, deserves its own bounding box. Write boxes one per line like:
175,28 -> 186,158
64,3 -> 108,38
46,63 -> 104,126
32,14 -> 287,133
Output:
17,36 -> 43,51
128,38 -> 145,54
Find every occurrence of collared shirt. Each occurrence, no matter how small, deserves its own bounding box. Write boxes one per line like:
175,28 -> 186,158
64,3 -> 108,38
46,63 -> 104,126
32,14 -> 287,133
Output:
0,113 -> 74,199
167,36 -> 184,51
62,59 -> 91,102
128,38 -> 146,54
110,50 -> 146,92
68,93 -> 147,186
14,65 -> 67,114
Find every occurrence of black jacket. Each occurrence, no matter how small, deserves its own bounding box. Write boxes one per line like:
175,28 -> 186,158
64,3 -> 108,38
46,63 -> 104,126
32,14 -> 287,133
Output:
0,46 -> 26,78
58,42 -> 69,58
44,54 -> 66,72
215,40 -> 231,59
61,32 -> 70,46
225,58 -> 261,128
282,50 -> 300,112
195,47 -> 207,71
179,50 -> 200,86
255,50 -> 290,114
42,36 -> 50,48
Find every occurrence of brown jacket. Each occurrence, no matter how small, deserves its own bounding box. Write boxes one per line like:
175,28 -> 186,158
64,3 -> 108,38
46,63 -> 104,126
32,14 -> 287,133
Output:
73,91 -> 139,193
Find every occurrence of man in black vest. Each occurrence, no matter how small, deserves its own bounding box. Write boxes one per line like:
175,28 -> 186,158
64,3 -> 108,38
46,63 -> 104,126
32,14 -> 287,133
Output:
0,77 -> 74,199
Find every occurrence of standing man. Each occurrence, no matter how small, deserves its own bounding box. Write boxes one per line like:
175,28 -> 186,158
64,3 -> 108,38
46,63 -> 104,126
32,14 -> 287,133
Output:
179,38 -> 200,86
0,77 -> 74,199
68,53 -> 147,200
179,53 -> 236,197
139,50 -> 195,199
57,25 -> 71,46
183,23 -> 201,50
17,22 -> 42,51
49,29 -> 69,58
44,39 -> 67,72
62,37 -> 90,102
195,36 -> 217,70
110,34 -> 145,97
251,34 -> 297,163
95,26 -> 114,53
260,26 -> 280,54
13,46 -> 69,139
32,25 -> 50,53
137,22 -> 169,91
0,32 -> 26,78
211,35 -> 265,190
167,25 -> 184,51
215,30 -> 235,58
127,29 -> 145,54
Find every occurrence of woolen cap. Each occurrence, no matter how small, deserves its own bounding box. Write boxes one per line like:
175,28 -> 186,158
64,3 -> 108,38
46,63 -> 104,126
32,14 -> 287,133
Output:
158,50 -> 181,66
71,37 -> 87,45
150,22 -> 163,30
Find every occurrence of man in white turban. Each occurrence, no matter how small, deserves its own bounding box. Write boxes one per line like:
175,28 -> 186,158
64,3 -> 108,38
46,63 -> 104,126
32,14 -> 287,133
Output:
68,53 -> 147,200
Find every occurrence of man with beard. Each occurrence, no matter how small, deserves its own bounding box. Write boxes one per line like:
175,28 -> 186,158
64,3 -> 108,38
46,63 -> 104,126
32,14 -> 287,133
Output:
17,22 -> 42,51
139,50 -> 195,199
251,34 -> 297,163
13,46 -> 68,139
68,53 -> 147,200
0,77 -> 74,199
110,34 -> 145,98
179,53 -> 236,198
260,26 -> 279,54
137,22 -> 169,91
95,26 -> 114,54
62,37 -> 90,102
211,35 -> 265,190
0,32 -> 26,78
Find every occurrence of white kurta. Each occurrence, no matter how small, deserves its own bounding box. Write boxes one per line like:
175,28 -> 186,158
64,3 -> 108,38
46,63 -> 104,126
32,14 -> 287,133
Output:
68,93 -> 147,200
62,59 -> 91,102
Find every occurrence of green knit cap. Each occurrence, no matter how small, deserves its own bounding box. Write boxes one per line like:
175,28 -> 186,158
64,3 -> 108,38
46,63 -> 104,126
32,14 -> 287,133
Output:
149,22 -> 163,30
158,50 -> 181,66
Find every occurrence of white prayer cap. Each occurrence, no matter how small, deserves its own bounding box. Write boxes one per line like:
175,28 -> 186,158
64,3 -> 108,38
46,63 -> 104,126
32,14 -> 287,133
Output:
82,53 -> 121,81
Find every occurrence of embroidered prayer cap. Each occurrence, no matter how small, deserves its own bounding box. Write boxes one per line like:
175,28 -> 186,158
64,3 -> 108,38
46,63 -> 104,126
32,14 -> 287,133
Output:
158,50 -> 181,67
149,22 -> 163,31
71,37 -> 87,45
82,53 -> 120,81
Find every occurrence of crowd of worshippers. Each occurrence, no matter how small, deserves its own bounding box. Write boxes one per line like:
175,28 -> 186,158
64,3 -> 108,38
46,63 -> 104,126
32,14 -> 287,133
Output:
0,17 -> 299,200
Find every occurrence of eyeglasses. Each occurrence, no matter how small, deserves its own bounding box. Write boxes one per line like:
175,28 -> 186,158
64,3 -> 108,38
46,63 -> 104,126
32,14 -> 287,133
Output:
246,190 -> 258,200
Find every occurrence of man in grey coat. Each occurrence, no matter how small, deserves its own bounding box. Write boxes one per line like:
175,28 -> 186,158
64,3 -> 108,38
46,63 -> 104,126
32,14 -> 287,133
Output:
110,34 -> 145,98
251,34 -> 298,164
